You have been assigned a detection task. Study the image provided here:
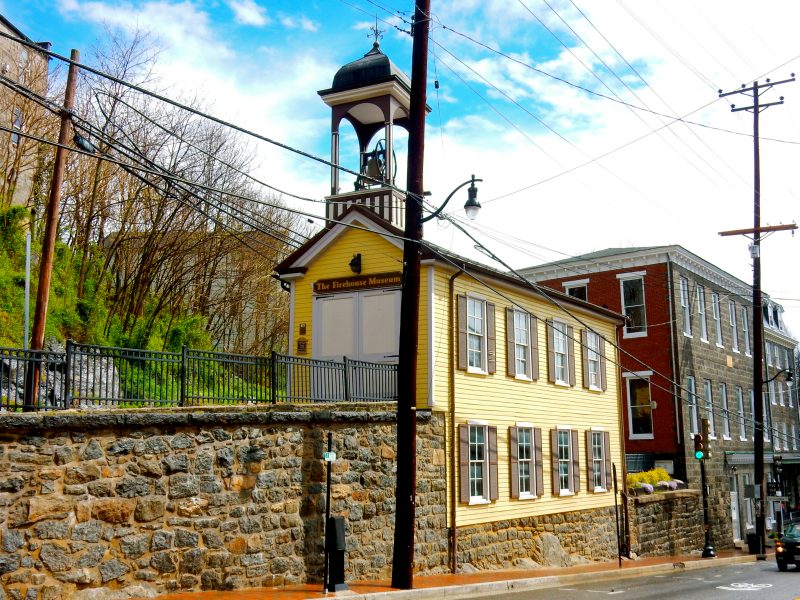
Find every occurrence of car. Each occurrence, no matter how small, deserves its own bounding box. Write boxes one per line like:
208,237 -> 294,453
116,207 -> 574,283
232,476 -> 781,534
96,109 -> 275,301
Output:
775,522 -> 800,571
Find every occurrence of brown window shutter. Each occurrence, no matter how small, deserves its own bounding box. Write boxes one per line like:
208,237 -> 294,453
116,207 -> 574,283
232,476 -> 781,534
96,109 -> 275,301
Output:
487,303 -> 496,374
530,317 -> 539,380
581,329 -> 590,389
534,427 -> 543,497
571,429 -> 580,493
604,432 -> 612,490
488,426 -> 498,501
550,429 -> 559,494
567,325 -> 576,386
459,425 -> 470,502
585,430 -> 593,492
506,308 -> 516,378
509,426 -> 519,499
546,319 -> 556,383
457,295 -> 467,371
599,337 -> 607,391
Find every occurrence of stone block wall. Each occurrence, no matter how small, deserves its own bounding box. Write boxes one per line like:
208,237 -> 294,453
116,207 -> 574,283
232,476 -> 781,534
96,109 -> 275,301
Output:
456,507 -> 619,570
0,406 -> 448,600
628,490 -> 703,557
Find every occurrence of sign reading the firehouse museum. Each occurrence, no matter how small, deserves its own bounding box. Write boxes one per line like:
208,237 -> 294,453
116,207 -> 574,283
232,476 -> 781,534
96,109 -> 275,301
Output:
313,272 -> 402,294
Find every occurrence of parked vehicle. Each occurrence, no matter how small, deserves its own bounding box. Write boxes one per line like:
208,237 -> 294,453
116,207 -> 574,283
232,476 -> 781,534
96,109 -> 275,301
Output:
776,522 -> 800,571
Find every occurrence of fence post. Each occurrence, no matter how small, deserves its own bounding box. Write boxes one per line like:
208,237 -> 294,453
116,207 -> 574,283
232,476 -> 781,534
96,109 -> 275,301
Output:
63,340 -> 72,409
343,356 -> 350,402
271,351 -> 277,405
180,345 -> 187,407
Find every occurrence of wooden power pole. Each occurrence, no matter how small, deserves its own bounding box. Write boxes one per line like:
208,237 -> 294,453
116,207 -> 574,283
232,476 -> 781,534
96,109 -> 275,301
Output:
24,49 -> 80,410
392,0 -> 430,589
718,75 -> 796,557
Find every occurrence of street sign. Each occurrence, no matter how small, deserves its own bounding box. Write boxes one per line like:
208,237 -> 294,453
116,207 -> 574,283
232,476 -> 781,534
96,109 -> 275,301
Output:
323,451 -> 336,462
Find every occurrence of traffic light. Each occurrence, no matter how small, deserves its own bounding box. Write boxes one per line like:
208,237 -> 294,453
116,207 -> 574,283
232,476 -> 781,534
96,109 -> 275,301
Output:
693,434 -> 705,460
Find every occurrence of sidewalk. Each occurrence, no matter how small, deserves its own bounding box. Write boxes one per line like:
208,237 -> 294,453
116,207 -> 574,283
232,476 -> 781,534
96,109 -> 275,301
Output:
141,548 -> 762,600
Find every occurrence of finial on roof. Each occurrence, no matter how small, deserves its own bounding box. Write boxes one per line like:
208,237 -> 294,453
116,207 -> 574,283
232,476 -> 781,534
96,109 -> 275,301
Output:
369,16 -> 384,49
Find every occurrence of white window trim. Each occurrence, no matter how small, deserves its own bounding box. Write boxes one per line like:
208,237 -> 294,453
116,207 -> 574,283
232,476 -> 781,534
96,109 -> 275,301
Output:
720,383 -> 731,440
512,308 -> 533,381
679,276 -> 692,338
741,306 -> 751,356
619,274 -> 647,339
467,422 -> 490,505
712,292 -> 723,347
736,387 -> 747,441
516,425 -> 536,500
586,330 -> 602,391
686,376 -> 699,435
590,430 -> 607,493
704,380 -> 716,439
466,294 -> 488,375
697,285 -> 708,342
555,428 -> 575,497
624,371 -> 655,440
552,319 -> 570,386
729,301 -> 739,353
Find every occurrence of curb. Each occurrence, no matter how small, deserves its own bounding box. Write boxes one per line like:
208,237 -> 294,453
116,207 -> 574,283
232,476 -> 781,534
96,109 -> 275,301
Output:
320,554 -> 758,600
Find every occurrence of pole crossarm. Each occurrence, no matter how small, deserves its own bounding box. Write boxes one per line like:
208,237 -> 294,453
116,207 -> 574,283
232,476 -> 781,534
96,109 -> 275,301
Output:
719,223 -> 798,237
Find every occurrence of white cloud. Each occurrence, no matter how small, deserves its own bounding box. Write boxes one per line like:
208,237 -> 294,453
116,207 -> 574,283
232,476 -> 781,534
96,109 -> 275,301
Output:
228,0 -> 269,27
279,14 -> 318,33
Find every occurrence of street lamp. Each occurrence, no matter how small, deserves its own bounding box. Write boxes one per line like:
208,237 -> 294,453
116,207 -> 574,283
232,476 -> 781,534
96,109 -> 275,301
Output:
754,368 -> 794,559
421,175 -> 482,223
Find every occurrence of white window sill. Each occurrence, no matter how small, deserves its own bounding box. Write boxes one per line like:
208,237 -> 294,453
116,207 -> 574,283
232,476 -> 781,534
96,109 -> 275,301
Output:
629,434 -> 654,440
716,343 -> 724,348
745,352 -> 752,357
700,338 -> 709,344
683,333 -> 693,338
514,374 -> 532,382
518,493 -> 536,501
739,436 -> 748,442
554,380 -> 570,388
593,487 -> 607,493
468,498 -> 490,506
558,490 -> 575,497
732,349 -> 740,354
589,385 -> 603,393
623,331 -> 647,339
723,436 -> 732,441
467,367 -> 488,376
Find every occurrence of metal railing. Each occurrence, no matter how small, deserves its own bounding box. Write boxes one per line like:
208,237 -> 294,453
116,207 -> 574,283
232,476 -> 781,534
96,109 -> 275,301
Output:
0,342 -> 397,411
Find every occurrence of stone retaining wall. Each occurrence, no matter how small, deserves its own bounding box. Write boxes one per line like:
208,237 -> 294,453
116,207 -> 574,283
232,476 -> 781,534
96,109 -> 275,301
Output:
628,490 -> 704,557
0,406 -> 448,600
456,506 -> 619,570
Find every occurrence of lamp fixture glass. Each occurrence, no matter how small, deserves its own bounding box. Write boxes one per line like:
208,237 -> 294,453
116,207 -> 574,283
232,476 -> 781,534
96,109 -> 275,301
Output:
463,178 -> 481,220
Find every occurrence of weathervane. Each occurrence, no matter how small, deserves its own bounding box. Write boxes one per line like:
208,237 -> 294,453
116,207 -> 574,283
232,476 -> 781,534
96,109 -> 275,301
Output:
369,17 -> 384,46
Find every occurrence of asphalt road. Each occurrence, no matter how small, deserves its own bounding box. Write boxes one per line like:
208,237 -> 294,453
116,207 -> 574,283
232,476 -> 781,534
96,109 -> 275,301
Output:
476,561 -> 800,600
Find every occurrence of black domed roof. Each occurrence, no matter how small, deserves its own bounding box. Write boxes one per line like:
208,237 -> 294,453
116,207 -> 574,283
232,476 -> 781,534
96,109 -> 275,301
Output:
328,42 -> 411,93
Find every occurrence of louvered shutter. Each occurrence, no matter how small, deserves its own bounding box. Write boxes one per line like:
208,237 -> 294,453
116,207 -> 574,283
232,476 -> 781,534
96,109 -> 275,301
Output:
599,337 -> 607,391
546,319 -> 555,382
506,308 -> 516,377
488,426 -> 498,500
459,425 -> 470,502
534,427 -> 543,497
586,430 -> 593,492
571,429 -> 580,493
550,429 -> 559,494
604,432 -> 612,491
567,325 -> 576,386
457,295 -> 467,371
509,426 -> 519,498
487,303 -> 496,374
530,317 -> 539,380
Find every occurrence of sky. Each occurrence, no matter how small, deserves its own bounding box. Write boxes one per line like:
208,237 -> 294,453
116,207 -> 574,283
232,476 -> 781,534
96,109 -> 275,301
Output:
4,0 -> 800,340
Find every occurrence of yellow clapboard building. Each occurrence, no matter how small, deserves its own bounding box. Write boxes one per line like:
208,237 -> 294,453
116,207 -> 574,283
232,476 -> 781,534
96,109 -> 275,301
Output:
274,41 -> 626,568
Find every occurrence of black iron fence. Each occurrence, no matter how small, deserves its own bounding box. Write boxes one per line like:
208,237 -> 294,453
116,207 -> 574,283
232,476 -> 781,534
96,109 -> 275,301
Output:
0,342 -> 397,411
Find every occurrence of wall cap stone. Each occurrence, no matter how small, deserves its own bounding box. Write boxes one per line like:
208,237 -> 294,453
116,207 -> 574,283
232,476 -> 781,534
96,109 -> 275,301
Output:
631,489 -> 701,505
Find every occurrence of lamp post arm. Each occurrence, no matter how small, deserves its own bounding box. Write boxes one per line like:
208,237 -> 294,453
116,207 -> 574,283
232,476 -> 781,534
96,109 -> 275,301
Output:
763,368 -> 793,385
421,176 -> 483,223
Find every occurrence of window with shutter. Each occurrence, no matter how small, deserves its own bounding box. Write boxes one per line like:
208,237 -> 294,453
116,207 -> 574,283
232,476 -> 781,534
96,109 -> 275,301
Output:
459,423 -> 497,504
510,425 -> 542,499
458,295 -> 495,374
551,428 -> 577,495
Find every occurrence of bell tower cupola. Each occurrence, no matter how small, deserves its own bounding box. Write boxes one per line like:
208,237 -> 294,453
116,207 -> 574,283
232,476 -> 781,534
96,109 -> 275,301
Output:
318,40 -> 424,229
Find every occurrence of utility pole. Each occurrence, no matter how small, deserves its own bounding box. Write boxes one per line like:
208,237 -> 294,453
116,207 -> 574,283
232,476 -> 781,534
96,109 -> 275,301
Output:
392,0 -> 430,590
23,49 -> 80,410
718,75 -> 796,558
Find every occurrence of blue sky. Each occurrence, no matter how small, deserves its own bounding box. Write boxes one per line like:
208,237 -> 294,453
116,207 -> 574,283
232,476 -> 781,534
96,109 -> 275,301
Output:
3,1 -> 800,335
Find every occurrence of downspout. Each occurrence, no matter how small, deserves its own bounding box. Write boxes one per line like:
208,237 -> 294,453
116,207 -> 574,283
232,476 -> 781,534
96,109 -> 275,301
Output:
448,267 -> 464,574
615,320 -> 632,558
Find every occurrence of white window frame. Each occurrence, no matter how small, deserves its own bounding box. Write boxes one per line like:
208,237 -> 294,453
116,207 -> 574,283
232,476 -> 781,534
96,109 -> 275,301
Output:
729,301 -> 739,352
775,344 -> 782,370
625,371 -> 654,440
793,424 -> 798,451
552,320 -> 569,385
743,473 -> 754,528
591,430 -> 607,492
586,330 -> 602,390
766,342 -> 773,367
741,306 -> 751,355
686,376 -> 699,435
468,423 -> 490,504
749,390 -> 755,441
736,386 -> 747,441
619,273 -> 647,338
563,279 -> 588,302
704,379 -> 716,439
781,423 -> 788,452
769,380 -> 777,406
516,425 -> 535,499
557,429 -> 573,495
696,285 -> 708,342
680,277 -> 692,337
712,292 -> 723,346
513,309 -> 532,380
720,383 -> 731,440
467,296 -> 487,374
